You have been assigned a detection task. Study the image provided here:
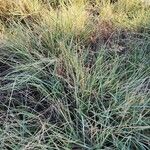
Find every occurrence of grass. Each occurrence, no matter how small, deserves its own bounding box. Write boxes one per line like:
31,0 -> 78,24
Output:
0,0 -> 150,149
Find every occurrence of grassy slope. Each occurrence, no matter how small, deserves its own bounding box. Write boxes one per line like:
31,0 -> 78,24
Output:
0,0 -> 150,149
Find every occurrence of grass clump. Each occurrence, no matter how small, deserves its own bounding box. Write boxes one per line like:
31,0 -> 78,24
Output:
0,0 -> 150,149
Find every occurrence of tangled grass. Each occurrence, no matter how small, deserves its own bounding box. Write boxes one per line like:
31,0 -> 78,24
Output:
0,0 -> 150,149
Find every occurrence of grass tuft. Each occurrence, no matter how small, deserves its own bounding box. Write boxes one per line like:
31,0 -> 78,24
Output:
0,0 -> 150,149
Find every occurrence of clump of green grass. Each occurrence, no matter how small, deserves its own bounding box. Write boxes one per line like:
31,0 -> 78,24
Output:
0,0 -> 150,149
